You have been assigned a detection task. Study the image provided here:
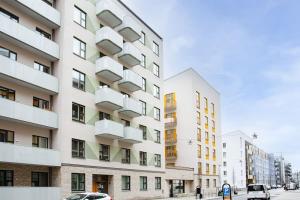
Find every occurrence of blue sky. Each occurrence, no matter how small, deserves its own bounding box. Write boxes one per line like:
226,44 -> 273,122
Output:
122,0 -> 300,170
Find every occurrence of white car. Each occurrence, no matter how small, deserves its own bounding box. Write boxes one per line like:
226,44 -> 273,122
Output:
64,192 -> 112,200
247,184 -> 270,200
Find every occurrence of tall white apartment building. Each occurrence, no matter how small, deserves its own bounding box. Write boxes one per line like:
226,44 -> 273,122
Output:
221,131 -> 253,189
164,68 -> 221,197
0,0 -> 164,199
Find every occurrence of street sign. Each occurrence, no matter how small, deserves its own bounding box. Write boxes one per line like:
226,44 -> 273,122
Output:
222,183 -> 232,200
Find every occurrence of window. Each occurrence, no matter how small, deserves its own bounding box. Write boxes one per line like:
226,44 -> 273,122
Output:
154,107 -> 160,120
42,0 -> 53,6
0,8 -> 19,22
206,179 -> 210,188
72,102 -> 85,123
140,176 -> 147,191
223,143 -> 226,148
213,165 -> 217,175
99,144 -> 110,161
204,97 -> 208,111
196,91 -> 200,108
140,32 -> 145,44
32,135 -> 48,148
31,172 -> 48,187
205,131 -> 209,141
206,147 -> 209,158
153,85 -> 160,99
197,128 -> 201,141
99,112 -> 110,120
212,135 -> 216,144
122,176 -> 130,191
153,63 -> 159,77
73,69 -> 85,91
223,161 -> 227,167
211,102 -> 215,116
73,37 -> 86,58
154,154 -> 161,167
36,27 -> 51,39
74,6 -> 86,28
121,148 -> 130,164
34,62 -> 50,74
72,139 -> 85,158
139,151 -> 147,166
197,112 -> 201,125
0,170 -> 13,186
0,86 -> 15,101
139,125 -> 147,140
72,173 -> 85,192
152,41 -> 159,56
155,177 -> 161,189
198,145 -> 201,158
213,179 -> 217,187
33,97 -> 49,110
140,100 -> 146,115
0,47 -> 17,60
212,120 -> 215,130
223,152 -> 226,158
205,116 -> 208,127
141,54 -> 146,67
121,119 -> 130,127
142,77 -> 146,91
224,171 -> 227,176
0,129 -> 14,143
154,130 -> 161,143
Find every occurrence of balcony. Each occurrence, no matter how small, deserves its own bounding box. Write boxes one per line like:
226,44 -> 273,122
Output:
95,56 -> 123,83
205,154 -> 209,160
121,127 -> 143,144
212,127 -> 216,133
118,70 -> 142,92
166,152 -> 177,162
95,119 -> 124,139
119,97 -> 142,118
165,137 -> 177,146
0,15 -> 59,61
118,43 -> 141,67
3,0 -> 61,28
165,117 -> 177,129
0,98 -> 58,129
165,103 -> 176,113
205,123 -> 208,129
0,187 -> 60,200
117,16 -> 141,42
0,55 -> 59,94
96,26 -> 123,55
95,86 -> 123,111
96,0 -> 123,28
0,142 -> 60,166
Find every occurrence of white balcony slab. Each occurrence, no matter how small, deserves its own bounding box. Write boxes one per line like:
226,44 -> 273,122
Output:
96,26 -> 123,55
0,15 -> 59,61
119,97 -> 142,118
0,187 -> 60,200
121,126 -> 143,144
3,0 -> 61,28
0,55 -> 58,94
118,69 -> 142,92
118,42 -> 141,67
96,0 -> 123,28
117,16 -> 142,42
95,119 -> 124,139
0,98 -> 58,129
95,86 -> 123,110
96,56 -> 123,83
0,142 -> 61,166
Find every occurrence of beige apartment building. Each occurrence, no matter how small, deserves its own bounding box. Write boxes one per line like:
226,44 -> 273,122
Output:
0,0 -> 164,199
164,68 -> 221,197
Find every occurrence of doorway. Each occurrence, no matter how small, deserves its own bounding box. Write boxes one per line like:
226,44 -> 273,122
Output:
92,175 -> 109,193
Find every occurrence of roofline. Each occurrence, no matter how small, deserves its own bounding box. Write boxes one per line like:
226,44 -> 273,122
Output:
117,0 -> 163,40
164,67 -> 221,95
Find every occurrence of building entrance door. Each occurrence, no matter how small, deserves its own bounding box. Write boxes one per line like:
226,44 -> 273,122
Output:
93,175 -> 109,193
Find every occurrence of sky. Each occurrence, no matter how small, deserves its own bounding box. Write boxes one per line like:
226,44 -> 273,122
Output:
122,0 -> 300,170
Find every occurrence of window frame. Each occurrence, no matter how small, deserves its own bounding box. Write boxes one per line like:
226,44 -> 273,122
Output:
153,85 -> 160,99
74,5 -> 87,28
0,8 -> 19,22
154,107 -> 160,121
34,61 -> 50,74
0,170 -> 13,186
0,129 -> 14,144
140,176 -> 147,191
36,27 -> 52,40
72,69 -> 86,91
140,100 -> 146,116
121,176 -> 131,191
0,46 -> 17,61
155,177 -> 161,190
154,154 -> 161,167
140,31 -> 145,45
72,138 -> 85,158
71,173 -> 85,192
142,78 -> 146,91
153,63 -> 160,77
72,102 -> 85,123
33,96 -> 50,110
32,135 -> 48,148
99,144 -> 110,161
121,148 -> 130,164
139,125 -> 147,140
152,41 -> 159,56
154,129 -> 161,143
73,37 -> 86,59
141,54 -> 146,67
139,151 -> 147,166
31,171 -> 49,187
0,86 -> 15,101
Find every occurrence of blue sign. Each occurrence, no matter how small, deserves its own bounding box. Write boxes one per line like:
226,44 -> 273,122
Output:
222,183 -> 232,200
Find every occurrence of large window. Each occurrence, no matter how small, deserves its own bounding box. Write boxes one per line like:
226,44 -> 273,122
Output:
142,78 -> 146,91
121,176 -> 130,191
139,151 -> 147,166
121,148 -> 130,164
0,86 -> 15,101
152,41 -> 159,56
140,100 -> 146,116
36,27 -> 51,39
33,97 -> 49,110
196,91 -> 200,108
0,8 -> 19,22
0,129 -> 14,143
72,139 -> 85,158
74,6 -> 86,28
0,47 -> 17,61
141,54 -> 146,67
73,37 -> 86,59
154,130 -> 161,143
72,69 -> 85,91
99,144 -> 110,161
154,107 -> 160,120
154,154 -> 161,167
155,177 -> 161,190
32,135 -> 48,148
139,125 -> 147,140
34,62 -> 50,74
72,102 -> 85,123
72,173 -> 85,192
0,170 -> 13,186
153,63 -> 160,77
99,111 -> 110,120
140,176 -> 147,191
197,111 -> 201,125
140,31 -> 145,45
153,85 -> 160,99
31,172 -> 48,187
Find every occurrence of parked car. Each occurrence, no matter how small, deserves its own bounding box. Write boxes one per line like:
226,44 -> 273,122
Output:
271,185 -> 277,189
247,184 -> 270,200
64,192 -> 112,200
266,185 -> 271,190
285,182 -> 297,190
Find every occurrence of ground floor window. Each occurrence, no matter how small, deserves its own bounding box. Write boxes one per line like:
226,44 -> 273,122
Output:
72,173 -> 85,192
0,170 -> 13,186
170,180 -> 185,196
140,176 -> 147,191
31,172 -> 48,187
155,177 -> 161,189
121,176 -> 130,191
